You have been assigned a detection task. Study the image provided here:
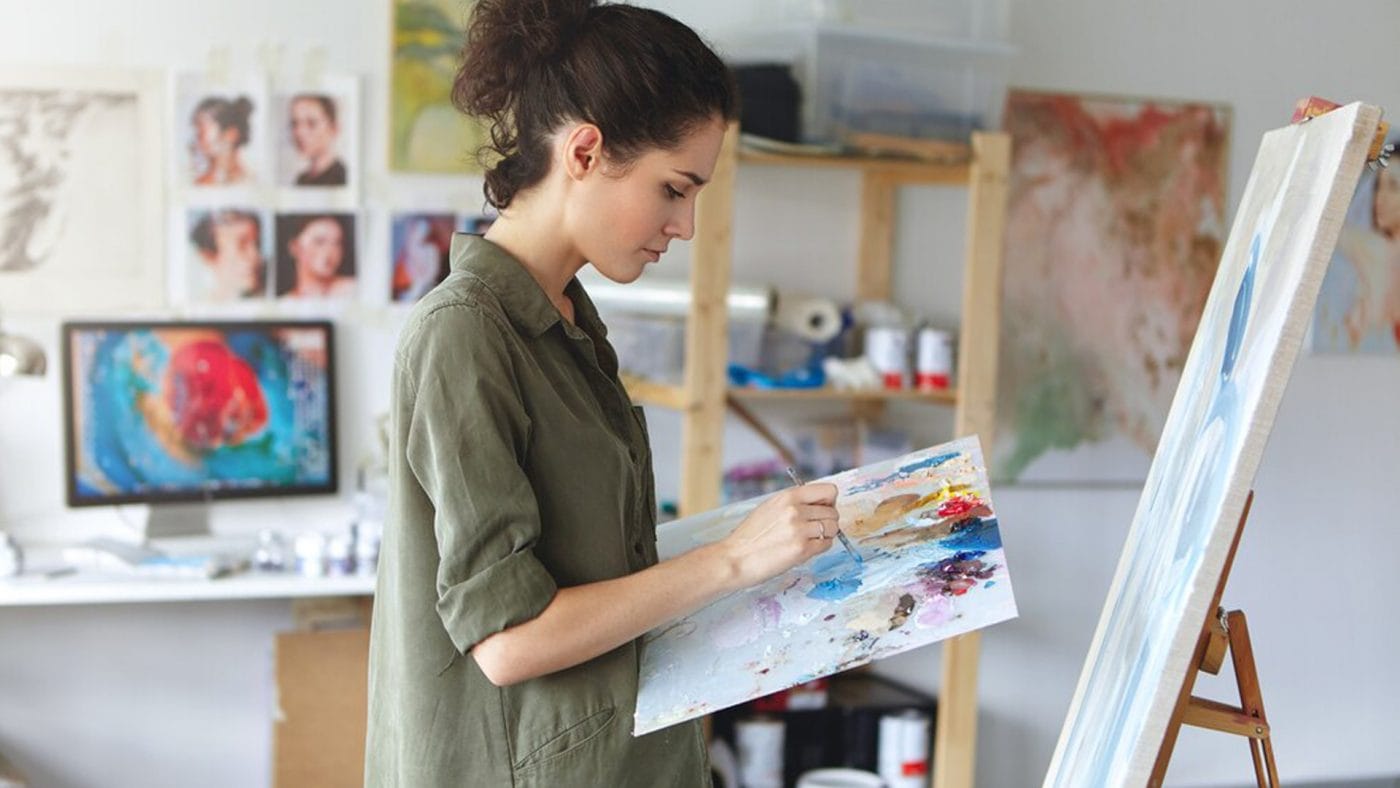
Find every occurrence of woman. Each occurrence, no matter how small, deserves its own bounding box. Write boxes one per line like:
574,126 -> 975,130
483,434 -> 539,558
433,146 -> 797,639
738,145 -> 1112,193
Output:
190,96 -> 254,186
288,94 -> 347,186
365,2 -> 841,787
189,209 -> 264,300
276,214 -> 356,299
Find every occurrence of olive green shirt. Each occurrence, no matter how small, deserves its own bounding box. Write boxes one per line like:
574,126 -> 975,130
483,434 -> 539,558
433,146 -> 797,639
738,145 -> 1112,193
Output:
365,234 -> 709,787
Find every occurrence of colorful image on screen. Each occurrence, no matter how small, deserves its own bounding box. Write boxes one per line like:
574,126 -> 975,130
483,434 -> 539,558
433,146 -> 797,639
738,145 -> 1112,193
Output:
64,322 -> 335,504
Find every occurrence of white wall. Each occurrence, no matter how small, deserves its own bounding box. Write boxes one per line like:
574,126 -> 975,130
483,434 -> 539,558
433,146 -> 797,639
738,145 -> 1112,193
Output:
1,1 -> 1397,786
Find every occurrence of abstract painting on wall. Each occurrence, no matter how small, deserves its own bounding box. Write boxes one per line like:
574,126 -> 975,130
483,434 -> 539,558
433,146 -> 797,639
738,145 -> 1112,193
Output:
634,436 -> 1017,735
996,90 -> 1231,484
1312,129 -> 1400,353
1046,103 -> 1381,786
391,0 -> 487,174
0,67 -> 165,314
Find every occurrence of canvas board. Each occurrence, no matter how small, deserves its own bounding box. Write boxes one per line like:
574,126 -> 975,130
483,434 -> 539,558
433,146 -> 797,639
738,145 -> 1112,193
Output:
1045,102 -> 1381,786
634,435 -> 1018,735
995,90 -> 1231,486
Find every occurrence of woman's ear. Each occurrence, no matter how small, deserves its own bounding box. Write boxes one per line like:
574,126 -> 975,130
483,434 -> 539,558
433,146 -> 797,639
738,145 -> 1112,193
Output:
561,123 -> 604,181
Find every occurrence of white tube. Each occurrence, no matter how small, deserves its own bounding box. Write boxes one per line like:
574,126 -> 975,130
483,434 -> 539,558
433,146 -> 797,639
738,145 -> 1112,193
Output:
576,269 -> 773,322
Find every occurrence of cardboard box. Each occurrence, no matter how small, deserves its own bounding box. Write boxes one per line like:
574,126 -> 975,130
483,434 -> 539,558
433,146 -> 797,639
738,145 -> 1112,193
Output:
273,627 -> 370,788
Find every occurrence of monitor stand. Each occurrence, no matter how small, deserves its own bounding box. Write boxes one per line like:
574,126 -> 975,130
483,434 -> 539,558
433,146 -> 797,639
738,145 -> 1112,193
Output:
144,503 -> 213,540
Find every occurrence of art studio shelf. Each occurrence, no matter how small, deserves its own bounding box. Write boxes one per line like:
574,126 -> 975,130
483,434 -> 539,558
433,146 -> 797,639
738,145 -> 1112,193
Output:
622,376 -> 959,410
653,124 -> 1010,788
0,572 -> 375,607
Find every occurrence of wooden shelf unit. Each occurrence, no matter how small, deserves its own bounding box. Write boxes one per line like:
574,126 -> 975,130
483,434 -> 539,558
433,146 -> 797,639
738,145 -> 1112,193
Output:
639,125 -> 1009,788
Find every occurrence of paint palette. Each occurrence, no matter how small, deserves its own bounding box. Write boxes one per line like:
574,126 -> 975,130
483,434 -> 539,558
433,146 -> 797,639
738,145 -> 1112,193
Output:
634,435 -> 1018,735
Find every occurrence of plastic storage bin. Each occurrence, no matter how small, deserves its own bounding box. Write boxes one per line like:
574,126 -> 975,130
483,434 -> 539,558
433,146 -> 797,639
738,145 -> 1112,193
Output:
719,23 -> 1013,144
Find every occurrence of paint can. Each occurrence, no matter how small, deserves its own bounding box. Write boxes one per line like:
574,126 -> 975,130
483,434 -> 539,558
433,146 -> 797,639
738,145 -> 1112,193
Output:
864,326 -> 908,389
735,715 -> 785,788
878,710 -> 931,788
915,327 -> 953,391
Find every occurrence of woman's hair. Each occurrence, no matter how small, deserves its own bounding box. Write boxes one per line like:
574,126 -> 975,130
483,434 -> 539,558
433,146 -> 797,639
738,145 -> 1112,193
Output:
453,0 -> 737,209
190,209 -> 260,256
291,94 -> 338,127
194,96 -> 254,146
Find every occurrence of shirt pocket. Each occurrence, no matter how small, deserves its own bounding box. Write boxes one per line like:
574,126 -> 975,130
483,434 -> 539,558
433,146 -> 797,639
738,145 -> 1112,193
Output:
503,643 -> 635,776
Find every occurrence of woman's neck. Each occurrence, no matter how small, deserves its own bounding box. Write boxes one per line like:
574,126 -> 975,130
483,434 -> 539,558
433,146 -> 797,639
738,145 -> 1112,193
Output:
483,195 -> 585,318
306,150 -> 337,175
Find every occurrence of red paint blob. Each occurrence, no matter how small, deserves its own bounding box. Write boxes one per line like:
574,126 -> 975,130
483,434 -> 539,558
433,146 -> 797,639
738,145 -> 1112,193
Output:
164,340 -> 268,451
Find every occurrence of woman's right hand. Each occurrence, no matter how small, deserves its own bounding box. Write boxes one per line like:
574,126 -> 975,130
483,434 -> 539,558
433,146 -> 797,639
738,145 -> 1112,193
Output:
719,482 -> 840,588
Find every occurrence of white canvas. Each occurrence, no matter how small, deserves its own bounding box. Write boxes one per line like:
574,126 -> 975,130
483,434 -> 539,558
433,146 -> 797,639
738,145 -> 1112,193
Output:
1046,103 -> 1381,786
0,67 -> 165,315
634,435 -> 1017,735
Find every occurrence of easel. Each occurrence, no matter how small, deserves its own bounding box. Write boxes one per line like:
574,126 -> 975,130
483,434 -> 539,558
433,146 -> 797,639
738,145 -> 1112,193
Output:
1149,491 -> 1280,787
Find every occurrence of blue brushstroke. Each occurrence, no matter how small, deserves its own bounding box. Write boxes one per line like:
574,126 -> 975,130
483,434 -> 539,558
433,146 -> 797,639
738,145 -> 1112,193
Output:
845,450 -> 961,494
808,567 -> 863,601
939,517 -> 1002,552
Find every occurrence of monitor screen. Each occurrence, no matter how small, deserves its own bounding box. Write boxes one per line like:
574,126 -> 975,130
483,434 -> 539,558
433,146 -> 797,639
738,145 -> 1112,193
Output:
62,320 -> 337,507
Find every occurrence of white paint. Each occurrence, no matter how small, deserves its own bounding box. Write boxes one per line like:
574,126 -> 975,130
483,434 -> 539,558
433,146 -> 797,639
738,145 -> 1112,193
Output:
0,0 -> 1397,786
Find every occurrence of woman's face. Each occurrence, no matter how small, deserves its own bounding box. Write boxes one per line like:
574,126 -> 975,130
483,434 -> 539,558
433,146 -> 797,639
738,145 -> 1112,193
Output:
290,99 -> 336,159
205,216 -> 263,296
1375,167 -> 1400,238
193,111 -> 232,157
566,116 -> 726,284
291,218 -> 345,280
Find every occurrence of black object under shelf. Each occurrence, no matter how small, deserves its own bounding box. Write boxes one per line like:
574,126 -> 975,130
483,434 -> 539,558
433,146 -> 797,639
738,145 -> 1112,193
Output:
710,671 -> 937,787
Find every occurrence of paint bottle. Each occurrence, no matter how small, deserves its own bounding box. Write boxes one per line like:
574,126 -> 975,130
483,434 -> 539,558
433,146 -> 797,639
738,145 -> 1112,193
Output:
293,532 -> 327,578
915,326 -> 954,391
864,326 -> 908,389
878,710 -> 931,788
736,715 -> 785,788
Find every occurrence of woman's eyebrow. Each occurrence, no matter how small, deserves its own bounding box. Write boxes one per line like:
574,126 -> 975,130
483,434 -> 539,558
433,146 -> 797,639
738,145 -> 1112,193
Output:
672,169 -> 707,187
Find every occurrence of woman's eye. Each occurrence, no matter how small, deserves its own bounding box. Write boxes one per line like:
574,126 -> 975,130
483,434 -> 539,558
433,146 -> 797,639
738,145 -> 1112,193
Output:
664,184 -> 684,200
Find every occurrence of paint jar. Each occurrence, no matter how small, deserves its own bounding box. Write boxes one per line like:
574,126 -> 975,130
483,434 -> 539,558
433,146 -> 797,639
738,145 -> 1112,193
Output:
915,326 -> 954,391
253,529 -> 288,573
736,715 -> 785,788
864,325 -> 908,389
325,534 -> 354,577
293,532 -> 327,578
878,710 -> 931,788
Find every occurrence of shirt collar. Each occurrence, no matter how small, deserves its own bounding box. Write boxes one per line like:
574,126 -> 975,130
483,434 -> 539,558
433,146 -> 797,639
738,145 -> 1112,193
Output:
450,233 -> 608,340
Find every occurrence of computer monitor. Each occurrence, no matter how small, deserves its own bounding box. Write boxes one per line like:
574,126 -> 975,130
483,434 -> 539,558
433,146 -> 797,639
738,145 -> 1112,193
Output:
62,320 -> 338,526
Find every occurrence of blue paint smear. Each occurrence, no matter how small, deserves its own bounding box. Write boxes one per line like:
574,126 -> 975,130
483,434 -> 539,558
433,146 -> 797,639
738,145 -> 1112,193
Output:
808,568 -> 863,601
985,581 -> 997,589
939,517 -> 1002,552
845,450 -> 961,495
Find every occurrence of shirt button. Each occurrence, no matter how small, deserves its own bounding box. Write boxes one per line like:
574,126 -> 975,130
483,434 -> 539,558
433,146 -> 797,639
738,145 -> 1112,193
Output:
633,541 -> 645,556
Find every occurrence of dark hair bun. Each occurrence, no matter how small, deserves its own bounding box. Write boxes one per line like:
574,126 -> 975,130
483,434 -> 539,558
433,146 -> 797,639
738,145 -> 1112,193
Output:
452,0 -> 736,209
455,0 -> 593,120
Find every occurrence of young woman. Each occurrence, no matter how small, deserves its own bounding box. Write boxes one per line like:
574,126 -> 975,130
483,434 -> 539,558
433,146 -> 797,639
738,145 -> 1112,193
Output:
190,96 -> 253,186
365,2 -> 841,786
189,209 -> 265,300
276,214 -> 356,299
288,94 -> 347,186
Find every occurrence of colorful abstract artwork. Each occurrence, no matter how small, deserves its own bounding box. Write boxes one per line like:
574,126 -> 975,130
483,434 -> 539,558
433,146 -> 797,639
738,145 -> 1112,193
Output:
66,324 -> 334,503
391,0 -> 487,173
1312,130 -> 1400,352
1046,104 -> 1380,786
634,436 -> 1017,735
996,91 -> 1231,484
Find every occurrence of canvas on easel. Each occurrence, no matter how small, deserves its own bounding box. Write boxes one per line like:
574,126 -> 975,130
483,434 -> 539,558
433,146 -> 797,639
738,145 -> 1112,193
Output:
1045,102 -> 1382,786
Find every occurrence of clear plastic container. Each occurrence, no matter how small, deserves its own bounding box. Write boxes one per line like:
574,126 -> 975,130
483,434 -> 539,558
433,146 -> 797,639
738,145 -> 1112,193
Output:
719,23 -> 1014,144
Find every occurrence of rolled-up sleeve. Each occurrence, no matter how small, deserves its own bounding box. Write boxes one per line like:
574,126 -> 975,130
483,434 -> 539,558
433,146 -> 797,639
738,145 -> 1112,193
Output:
402,305 -> 558,654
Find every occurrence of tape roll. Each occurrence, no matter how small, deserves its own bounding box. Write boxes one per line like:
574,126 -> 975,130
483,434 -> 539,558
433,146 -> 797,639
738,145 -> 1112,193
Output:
576,269 -> 773,323
772,294 -> 843,342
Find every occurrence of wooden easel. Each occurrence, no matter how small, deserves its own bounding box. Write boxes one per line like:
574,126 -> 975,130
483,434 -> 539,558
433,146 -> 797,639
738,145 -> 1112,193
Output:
1148,491 -> 1280,787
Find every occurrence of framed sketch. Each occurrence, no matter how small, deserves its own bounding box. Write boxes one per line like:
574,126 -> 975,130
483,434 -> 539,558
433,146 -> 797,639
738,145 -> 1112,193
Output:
0,66 -> 166,315
1046,103 -> 1381,787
